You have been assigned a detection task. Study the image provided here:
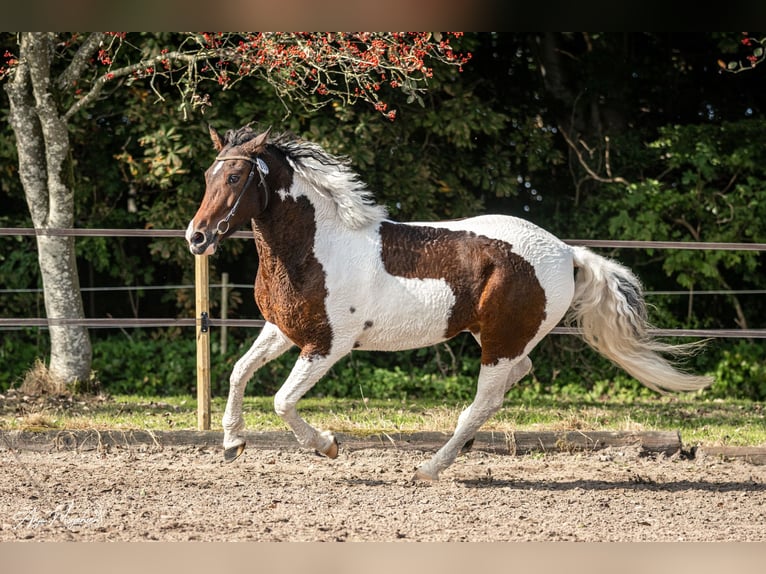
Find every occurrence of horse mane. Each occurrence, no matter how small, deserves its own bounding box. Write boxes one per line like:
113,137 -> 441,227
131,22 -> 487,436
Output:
227,126 -> 388,229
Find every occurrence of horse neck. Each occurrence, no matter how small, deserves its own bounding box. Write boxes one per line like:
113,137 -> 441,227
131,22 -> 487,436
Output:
251,193 -> 320,265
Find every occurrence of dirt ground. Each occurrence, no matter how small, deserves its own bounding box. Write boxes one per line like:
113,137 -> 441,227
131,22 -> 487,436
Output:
2,438 -> 765,542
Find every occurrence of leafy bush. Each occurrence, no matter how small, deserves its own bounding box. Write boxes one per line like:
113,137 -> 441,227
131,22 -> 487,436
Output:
83,333 -> 193,395
706,341 -> 766,401
1,331 -> 761,402
0,330 -> 48,389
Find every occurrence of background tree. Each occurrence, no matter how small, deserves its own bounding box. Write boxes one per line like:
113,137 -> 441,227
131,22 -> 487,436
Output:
0,32 -> 468,389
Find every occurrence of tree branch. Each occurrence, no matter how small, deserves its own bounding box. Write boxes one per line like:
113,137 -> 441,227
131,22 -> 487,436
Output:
673,217 -> 701,241
63,50 -> 211,121
56,32 -> 107,90
26,32 -> 72,228
60,33 -> 468,122
558,124 -> 631,186
4,34 -> 49,227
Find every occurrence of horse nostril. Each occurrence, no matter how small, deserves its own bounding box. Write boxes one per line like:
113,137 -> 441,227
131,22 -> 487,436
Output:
191,231 -> 206,246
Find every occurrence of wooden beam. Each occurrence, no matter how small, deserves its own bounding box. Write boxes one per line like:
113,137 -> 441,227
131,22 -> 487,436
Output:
696,446 -> 766,465
1,429 -> 691,459
195,255 -> 211,430
343,430 -> 683,457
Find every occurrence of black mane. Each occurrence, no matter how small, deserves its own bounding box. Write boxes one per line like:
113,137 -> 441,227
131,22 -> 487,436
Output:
226,125 -> 347,170
223,124 -> 387,228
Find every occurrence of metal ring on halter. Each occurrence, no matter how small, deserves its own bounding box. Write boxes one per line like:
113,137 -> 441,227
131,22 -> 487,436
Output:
216,219 -> 230,236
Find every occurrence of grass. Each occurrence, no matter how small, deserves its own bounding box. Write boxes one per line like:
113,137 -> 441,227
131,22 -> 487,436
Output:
2,392 -> 764,448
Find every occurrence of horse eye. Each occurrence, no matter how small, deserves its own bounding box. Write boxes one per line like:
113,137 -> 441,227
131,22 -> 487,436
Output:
227,174 -> 240,185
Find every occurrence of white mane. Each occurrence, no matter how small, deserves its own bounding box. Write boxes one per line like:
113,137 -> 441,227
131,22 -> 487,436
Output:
276,136 -> 388,230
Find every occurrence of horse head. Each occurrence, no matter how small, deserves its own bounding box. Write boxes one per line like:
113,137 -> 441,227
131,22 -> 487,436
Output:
186,125 -> 276,255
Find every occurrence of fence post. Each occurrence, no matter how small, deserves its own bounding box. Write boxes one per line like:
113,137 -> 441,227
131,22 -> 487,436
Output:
195,255 -> 211,430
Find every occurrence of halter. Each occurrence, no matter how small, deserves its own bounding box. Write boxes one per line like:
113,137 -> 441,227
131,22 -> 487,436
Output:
213,154 -> 270,236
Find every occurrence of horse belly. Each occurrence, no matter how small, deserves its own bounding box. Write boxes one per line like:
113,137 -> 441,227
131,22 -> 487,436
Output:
329,276 -> 457,352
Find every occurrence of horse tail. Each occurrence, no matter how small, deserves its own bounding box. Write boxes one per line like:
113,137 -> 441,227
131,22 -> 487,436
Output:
567,246 -> 713,393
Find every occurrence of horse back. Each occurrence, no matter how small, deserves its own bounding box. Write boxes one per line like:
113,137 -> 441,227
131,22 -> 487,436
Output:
319,214 -> 576,360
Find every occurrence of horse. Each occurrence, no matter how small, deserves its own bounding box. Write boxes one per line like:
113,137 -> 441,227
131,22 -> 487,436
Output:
186,124 -> 713,481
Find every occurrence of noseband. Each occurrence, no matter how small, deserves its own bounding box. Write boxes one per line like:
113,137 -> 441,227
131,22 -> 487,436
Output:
213,154 -> 270,236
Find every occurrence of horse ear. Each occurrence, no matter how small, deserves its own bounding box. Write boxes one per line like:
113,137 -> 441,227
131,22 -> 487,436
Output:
242,126 -> 272,156
209,125 -> 226,152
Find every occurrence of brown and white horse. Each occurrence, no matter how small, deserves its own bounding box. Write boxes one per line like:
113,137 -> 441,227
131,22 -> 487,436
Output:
186,125 -> 712,481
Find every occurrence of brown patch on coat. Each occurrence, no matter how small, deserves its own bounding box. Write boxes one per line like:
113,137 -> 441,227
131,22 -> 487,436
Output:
379,222 -> 547,365
195,128 -> 335,358
253,195 -> 333,358
197,129 -> 333,358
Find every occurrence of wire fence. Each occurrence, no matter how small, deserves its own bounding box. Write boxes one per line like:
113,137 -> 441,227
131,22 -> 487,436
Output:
1,227 -> 765,338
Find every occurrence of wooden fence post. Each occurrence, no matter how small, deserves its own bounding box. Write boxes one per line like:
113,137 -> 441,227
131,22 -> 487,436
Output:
195,255 -> 211,430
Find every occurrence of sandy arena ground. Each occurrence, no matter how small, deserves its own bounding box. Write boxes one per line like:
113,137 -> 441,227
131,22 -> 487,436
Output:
2,439 -> 764,542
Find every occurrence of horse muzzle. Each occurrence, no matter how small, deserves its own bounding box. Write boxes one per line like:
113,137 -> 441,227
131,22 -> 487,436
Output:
186,222 -> 218,255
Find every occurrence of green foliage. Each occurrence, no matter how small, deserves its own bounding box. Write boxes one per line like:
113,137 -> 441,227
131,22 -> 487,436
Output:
581,120 -> 766,332
85,333 -> 196,395
0,236 -> 42,318
315,360 -> 477,402
2,332 -> 764,404
2,33 -> 764,400
707,341 -> 766,401
0,330 -> 45,388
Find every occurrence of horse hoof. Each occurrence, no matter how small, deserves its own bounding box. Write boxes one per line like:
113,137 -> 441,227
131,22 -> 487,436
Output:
317,437 -> 339,459
411,468 -> 438,482
223,443 -> 246,463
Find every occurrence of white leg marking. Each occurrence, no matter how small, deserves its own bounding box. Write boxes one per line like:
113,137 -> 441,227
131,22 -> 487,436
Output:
222,322 -> 293,450
274,353 -> 344,455
415,356 -> 533,480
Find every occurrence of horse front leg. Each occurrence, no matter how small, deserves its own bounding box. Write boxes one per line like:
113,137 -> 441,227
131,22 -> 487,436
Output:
274,353 -> 343,458
414,356 -> 532,481
222,322 -> 293,462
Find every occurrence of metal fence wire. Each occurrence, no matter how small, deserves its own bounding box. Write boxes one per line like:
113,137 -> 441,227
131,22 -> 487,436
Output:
1,227 -> 765,338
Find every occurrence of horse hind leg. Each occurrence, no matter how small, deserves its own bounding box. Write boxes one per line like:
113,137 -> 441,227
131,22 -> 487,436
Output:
457,360 -> 527,454
273,352 -> 346,459
222,322 -> 293,462
413,356 -> 532,481
457,335 -> 530,454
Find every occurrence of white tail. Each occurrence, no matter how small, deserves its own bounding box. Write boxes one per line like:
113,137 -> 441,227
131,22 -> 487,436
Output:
568,246 -> 713,393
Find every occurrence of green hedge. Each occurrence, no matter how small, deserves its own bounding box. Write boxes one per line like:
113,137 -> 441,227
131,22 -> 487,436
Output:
1,330 -> 763,402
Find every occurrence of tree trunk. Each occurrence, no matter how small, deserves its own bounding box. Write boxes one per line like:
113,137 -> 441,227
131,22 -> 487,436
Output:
4,32 -> 91,387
